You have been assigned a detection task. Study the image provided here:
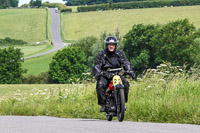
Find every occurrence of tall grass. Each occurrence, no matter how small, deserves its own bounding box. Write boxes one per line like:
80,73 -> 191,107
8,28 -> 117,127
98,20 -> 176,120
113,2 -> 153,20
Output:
0,9 -> 46,43
0,65 -> 199,124
63,5 -> 200,40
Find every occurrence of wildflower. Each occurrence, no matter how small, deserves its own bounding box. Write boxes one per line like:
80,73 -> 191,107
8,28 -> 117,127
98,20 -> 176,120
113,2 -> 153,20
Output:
147,85 -> 151,88
157,66 -> 161,68
41,92 -> 46,95
137,78 -> 142,81
165,71 -> 170,73
32,88 -> 37,91
157,72 -> 167,75
160,64 -> 167,67
179,69 -> 183,72
46,97 -> 49,100
44,89 -> 48,91
17,89 -> 20,92
159,79 -> 166,82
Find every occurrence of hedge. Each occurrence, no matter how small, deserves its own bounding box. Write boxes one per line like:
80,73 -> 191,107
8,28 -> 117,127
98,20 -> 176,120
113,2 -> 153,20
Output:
77,0 -> 200,12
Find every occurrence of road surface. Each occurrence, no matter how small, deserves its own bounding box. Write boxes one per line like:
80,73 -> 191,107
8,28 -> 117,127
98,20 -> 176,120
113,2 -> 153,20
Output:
0,116 -> 199,133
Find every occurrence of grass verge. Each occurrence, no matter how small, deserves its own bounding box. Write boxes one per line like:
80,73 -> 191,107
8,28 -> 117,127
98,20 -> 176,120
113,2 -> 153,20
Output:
0,74 -> 199,124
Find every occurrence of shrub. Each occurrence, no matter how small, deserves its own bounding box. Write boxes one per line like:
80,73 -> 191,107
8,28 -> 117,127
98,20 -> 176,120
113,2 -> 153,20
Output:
22,72 -> 50,84
61,8 -> 72,13
0,46 -> 26,84
0,37 -> 27,46
49,46 -> 87,83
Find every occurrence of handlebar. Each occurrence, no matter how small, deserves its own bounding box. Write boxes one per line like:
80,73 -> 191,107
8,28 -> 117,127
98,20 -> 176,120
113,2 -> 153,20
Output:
107,68 -> 132,76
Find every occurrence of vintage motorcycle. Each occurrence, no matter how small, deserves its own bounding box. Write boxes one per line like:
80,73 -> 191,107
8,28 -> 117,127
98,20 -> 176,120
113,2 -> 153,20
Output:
103,68 -> 131,122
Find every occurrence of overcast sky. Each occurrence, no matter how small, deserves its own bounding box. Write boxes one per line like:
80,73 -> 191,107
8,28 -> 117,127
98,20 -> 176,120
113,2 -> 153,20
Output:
18,0 -> 66,7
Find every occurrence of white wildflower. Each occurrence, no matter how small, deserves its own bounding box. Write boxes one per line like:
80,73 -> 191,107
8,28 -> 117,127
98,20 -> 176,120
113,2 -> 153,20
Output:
157,72 -> 167,75
179,69 -> 183,72
44,89 -> 48,91
160,64 -> 167,67
151,69 -> 157,72
147,85 -> 151,88
159,79 -> 166,82
32,88 -> 37,91
157,66 -> 161,68
41,92 -> 46,95
165,71 -> 170,73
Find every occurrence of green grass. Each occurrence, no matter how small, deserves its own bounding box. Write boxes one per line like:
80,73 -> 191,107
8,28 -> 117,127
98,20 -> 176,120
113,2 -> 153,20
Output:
23,52 -> 56,76
0,73 -> 199,124
47,8 -> 52,43
63,5 -> 200,40
16,45 -> 53,57
0,9 -> 47,43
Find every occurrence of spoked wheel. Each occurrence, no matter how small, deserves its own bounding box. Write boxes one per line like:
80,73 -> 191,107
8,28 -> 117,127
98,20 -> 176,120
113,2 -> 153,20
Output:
106,113 -> 113,121
117,89 -> 125,122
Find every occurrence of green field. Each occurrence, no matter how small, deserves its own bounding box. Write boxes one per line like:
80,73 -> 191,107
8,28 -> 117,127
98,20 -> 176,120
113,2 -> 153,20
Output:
16,44 -> 53,57
0,71 -> 199,124
63,5 -> 200,40
0,9 -> 47,43
23,51 -> 56,76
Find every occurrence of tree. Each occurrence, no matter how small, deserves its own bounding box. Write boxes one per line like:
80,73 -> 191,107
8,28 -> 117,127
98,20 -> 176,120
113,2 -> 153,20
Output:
30,0 -> 41,7
0,0 -> 18,8
0,46 -> 26,84
123,19 -> 200,73
49,46 -> 87,83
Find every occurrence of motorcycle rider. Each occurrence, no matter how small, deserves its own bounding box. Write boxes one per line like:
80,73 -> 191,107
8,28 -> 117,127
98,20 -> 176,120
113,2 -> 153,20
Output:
92,36 -> 135,112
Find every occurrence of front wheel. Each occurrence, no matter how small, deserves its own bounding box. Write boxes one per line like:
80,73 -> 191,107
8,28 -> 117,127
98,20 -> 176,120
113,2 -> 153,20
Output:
106,113 -> 113,121
117,89 -> 125,122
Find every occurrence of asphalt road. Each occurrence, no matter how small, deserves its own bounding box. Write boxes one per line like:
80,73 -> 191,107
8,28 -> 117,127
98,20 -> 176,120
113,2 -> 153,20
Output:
0,116 -> 199,133
24,8 -> 69,59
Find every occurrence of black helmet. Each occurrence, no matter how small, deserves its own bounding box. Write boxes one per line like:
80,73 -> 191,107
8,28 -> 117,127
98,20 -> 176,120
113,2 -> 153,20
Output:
104,36 -> 118,45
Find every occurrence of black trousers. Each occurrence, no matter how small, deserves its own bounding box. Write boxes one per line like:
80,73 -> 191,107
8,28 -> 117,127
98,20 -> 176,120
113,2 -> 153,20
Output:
96,76 -> 130,106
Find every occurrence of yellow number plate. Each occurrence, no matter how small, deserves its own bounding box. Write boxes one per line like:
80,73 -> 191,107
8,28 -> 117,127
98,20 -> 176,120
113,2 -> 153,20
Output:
113,75 -> 122,86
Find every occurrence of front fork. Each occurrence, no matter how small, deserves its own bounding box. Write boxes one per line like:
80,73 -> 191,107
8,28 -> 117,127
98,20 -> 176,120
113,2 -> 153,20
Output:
114,84 -> 125,113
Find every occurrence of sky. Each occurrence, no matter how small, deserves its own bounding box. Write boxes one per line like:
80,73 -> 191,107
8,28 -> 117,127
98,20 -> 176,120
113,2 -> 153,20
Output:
18,0 -> 66,7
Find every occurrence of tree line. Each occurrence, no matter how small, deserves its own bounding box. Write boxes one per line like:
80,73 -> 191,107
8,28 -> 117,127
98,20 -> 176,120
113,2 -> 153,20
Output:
77,0 -> 200,12
0,0 -> 18,9
64,0 -> 151,6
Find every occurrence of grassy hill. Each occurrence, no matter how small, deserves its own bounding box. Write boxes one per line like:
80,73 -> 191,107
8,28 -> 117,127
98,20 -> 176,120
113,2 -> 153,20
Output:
0,9 -> 47,43
63,5 -> 200,40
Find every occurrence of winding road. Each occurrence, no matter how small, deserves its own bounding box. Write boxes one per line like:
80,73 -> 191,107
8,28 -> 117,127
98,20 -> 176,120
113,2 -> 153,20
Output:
0,116 -> 199,133
24,8 -> 70,59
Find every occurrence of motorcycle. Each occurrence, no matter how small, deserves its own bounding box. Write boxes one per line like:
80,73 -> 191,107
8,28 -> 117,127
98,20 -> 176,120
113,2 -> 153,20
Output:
103,68 -> 130,122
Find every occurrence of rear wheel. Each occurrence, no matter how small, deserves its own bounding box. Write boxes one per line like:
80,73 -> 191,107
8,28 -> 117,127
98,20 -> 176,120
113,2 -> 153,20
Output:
117,89 -> 125,122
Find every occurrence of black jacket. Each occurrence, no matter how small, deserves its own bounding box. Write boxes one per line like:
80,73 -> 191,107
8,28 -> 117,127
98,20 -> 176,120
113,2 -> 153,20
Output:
92,49 -> 133,77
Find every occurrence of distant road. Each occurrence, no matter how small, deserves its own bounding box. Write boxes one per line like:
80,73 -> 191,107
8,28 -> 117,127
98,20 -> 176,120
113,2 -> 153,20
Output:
0,116 -> 199,133
24,8 -> 70,59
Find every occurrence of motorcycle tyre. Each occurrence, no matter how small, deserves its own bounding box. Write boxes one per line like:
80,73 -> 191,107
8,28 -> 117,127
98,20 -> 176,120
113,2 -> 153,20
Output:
117,89 -> 125,122
106,113 -> 113,121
